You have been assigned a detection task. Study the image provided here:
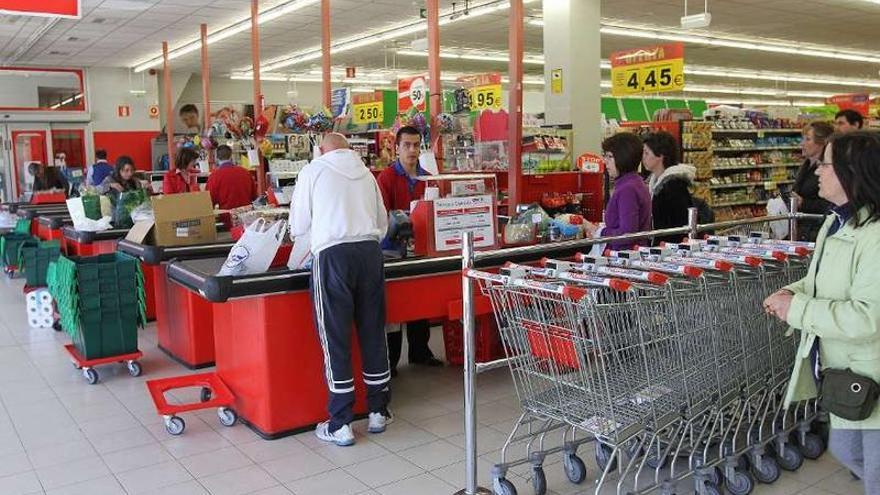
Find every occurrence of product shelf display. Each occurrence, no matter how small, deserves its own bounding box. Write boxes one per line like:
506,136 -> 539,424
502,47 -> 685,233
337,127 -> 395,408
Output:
682,117 -> 804,222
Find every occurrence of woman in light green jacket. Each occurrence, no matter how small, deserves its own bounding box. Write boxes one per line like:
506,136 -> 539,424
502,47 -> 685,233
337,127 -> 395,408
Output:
764,131 -> 880,494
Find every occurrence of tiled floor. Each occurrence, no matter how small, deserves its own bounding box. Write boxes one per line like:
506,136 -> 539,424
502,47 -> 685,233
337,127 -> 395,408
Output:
0,276 -> 864,495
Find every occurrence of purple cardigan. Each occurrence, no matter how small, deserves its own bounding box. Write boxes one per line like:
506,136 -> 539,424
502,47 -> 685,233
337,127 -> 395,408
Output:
603,172 -> 652,250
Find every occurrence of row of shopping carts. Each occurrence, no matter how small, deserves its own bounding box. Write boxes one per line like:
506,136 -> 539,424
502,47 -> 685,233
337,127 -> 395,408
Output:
466,232 -> 822,495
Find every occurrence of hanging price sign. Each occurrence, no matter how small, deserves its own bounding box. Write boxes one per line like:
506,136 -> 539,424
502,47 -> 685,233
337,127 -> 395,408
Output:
610,42 -> 685,96
470,84 -> 502,110
353,101 -> 383,124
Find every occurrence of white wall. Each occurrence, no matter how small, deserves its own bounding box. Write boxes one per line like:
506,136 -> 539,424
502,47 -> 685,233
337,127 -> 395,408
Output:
87,67 -> 160,132
176,74 -> 325,110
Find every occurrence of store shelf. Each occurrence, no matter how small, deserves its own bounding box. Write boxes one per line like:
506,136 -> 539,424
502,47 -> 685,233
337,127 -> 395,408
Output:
707,179 -> 794,190
711,128 -> 802,134
712,162 -> 802,171
268,171 -> 299,178
711,199 -> 769,207
713,146 -> 802,152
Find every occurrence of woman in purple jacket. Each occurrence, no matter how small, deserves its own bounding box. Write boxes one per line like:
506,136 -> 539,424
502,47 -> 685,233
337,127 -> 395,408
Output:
599,132 -> 653,250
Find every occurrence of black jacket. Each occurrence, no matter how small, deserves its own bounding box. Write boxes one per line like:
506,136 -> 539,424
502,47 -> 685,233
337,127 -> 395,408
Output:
793,158 -> 831,241
649,165 -> 695,245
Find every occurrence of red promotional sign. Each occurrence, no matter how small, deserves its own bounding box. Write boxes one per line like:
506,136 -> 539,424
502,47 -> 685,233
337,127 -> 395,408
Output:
827,94 -> 870,117
398,74 -> 427,113
610,42 -> 684,68
0,0 -> 81,18
117,105 -> 131,118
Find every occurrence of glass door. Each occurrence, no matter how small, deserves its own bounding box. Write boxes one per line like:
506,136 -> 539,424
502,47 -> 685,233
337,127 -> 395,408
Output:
51,124 -> 91,192
0,126 -> 10,203
9,125 -> 52,200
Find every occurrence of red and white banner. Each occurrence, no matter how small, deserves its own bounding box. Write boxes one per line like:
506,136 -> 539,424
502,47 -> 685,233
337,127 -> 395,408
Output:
827,94 -> 870,117
398,74 -> 427,113
0,0 -> 81,18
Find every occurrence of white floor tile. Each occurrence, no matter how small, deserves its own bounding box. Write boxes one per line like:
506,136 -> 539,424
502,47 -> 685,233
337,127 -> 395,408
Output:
343,453 -> 424,488
88,425 -> 158,455
0,470 -> 43,495
375,472 -> 455,495
363,419 -> 438,452
313,438 -> 389,467
259,449 -> 337,483
44,475 -> 125,495
35,455 -> 110,490
0,452 -> 33,478
179,446 -> 254,479
100,442 -> 175,474
237,437 -> 310,464
284,468 -> 369,495
140,480 -> 210,495
397,439 -> 464,471
116,460 -> 194,494
197,465 -> 277,495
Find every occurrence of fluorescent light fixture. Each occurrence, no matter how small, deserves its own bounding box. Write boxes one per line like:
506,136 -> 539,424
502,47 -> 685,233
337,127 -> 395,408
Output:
129,89 -> 147,95
131,0 -> 320,73
231,73 -> 391,85
240,0 -> 538,75
49,93 -> 83,109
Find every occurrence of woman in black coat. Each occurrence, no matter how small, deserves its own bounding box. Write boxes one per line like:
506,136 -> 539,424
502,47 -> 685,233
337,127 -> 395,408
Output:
642,131 -> 695,245
793,121 -> 834,241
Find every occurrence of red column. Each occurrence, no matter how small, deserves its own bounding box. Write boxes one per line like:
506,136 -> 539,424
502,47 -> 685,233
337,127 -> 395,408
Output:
251,0 -> 265,194
200,24 -> 213,169
427,0 -> 442,166
321,0 -> 331,108
507,0 -> 524,208
163,41 -> 175,170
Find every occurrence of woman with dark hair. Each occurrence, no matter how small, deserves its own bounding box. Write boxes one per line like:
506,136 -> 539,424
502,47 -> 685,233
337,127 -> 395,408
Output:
163,147 -> 200,195
642,131 -> 694,245
98,155 -> 142,195
764,131 -> 880,494
599,132 -> 652,250
793,121 -> 834,241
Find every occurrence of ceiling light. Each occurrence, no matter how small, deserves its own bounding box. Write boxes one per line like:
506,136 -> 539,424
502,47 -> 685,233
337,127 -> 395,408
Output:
131,0 -> 319,73
239,0 -> 538,75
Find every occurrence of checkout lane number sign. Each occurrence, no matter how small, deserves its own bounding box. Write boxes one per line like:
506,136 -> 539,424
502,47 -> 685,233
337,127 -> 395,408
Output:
610,42 -> 685,96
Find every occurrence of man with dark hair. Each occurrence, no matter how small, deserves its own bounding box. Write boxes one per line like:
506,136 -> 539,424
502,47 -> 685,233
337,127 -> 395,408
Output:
206,144 -> 256,209
376,126 -> 443,375
179,104 -> 201,133
89,149 -> 113,187
834,109 -> 864,133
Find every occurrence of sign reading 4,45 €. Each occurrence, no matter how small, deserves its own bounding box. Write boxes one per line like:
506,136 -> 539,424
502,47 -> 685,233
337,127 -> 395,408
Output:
610,42 -> 685,97
471,84 -> 502,111
353,101 -> 383,124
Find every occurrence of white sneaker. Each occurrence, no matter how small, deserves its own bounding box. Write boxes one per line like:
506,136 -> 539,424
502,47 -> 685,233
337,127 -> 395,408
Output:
315,422 -> 355,446
368,411 -> 394,434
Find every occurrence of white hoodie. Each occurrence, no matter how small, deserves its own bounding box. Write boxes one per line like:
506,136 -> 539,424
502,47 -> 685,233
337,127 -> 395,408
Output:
289,149 -> 388,255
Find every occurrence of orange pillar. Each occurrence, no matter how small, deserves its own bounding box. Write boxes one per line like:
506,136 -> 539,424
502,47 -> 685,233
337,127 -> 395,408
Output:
321,0 -> 331,108
427,0 -> 442,164
163,41 -> 175,171
251,0 -> 265,194
200,24 -> 213,169
508,0 -> 524,208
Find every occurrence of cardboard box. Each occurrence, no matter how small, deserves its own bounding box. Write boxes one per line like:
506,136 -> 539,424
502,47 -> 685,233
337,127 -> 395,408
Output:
125,192 -> 217,246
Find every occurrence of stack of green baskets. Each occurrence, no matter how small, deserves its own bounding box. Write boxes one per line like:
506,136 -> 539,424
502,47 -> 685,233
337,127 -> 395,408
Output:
0,232 -> 38,269
48,253 -> 146,360
14,218 -> 31,234
21,240 -> 61,287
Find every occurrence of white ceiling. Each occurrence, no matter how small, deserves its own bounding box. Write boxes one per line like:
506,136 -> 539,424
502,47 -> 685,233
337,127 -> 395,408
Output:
2,0 -> 880,100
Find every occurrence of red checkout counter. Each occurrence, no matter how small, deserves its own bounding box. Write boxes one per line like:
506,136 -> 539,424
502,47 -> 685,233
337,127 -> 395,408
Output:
117,239 -> 236,369
16,204 -> 69,236
163,240 -> 588,439
37,214 -> 72,244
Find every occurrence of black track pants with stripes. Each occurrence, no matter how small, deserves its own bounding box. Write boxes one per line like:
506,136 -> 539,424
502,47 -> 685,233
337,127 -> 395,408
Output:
310,241 -> 391,432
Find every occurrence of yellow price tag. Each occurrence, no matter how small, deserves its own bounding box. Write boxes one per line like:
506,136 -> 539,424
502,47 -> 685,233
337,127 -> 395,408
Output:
471,84 -> 502,110
353,101 -> 384,124
611,58 -> 685,96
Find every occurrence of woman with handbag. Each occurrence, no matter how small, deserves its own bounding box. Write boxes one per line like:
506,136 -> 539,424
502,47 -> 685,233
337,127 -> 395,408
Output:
764,131 -> 880,494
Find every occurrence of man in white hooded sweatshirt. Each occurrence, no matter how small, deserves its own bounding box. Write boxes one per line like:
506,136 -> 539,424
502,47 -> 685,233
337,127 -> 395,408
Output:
289,133 -> 392,447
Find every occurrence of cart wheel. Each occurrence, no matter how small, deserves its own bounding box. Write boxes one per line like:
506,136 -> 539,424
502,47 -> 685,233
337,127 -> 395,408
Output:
52,320 -> 62,332
127,361 -> 142,377
563,453 -> 587,484
530,466 -> 546,495
200,387 -> 212,403
218,407 -> 237,427
646,452 -> 666,470
700,481 -> 722,495
702,466 -> 722,487
798,432 -> 824,460
749,455 -> 780,484
493,477 -> 517,495
725,470 -> 754,495
83,368 -> 99,385
165,416 -> 185,436
595,442 -> 616,472
774,443 -> 803,471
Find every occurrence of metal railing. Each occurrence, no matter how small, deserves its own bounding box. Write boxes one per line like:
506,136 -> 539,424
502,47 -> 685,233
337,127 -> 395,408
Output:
452,198 -> 823,495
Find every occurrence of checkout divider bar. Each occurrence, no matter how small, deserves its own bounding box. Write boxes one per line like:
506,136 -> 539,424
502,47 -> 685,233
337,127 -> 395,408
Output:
454,204 -> 823,495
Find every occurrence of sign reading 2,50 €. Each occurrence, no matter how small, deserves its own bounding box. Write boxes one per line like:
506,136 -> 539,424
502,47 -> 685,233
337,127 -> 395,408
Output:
610,42 -> 685,96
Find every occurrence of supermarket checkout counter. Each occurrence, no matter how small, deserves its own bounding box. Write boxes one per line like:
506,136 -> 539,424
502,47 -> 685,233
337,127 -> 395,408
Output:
37,214 -> 72,243
17,204 -> 69,235
163,240 -> 591,438
117,238 -> 236,369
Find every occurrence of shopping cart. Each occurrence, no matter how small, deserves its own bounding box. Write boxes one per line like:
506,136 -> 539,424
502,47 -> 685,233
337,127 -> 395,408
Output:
468,236 -> 819,495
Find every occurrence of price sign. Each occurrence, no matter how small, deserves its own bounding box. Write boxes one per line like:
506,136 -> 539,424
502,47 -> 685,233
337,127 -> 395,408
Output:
470,84 -> 502,110
610,42 -> 685,96
353,101 -> 383,124
398,74 -> 427,112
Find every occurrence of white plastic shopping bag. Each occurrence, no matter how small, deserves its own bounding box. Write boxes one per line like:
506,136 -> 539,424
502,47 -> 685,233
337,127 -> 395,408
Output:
218,218 -> 287,276
587,224 -> 606,257
287,233 -> 312,270
419,150 -> 439,175
766,196 -> 789,240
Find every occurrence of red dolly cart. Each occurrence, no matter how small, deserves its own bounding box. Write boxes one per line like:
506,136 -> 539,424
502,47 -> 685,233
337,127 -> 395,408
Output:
64,344 -> 143,385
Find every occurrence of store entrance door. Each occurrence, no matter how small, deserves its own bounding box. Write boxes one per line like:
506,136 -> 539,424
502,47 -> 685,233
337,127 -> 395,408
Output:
7,125 -> 52,201
50,124 -> 92,192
